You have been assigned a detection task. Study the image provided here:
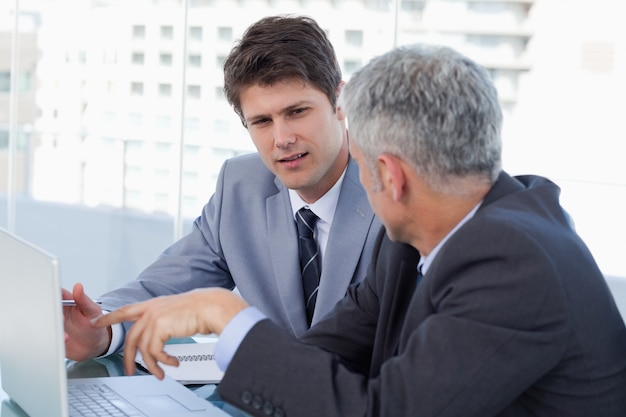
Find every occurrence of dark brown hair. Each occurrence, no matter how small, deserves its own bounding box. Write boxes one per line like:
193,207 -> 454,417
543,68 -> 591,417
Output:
223,15 -> 342,125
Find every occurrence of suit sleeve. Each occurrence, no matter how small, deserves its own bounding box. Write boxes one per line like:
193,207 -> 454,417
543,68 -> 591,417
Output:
217,221 -> 573,417
98,159 -> 234,313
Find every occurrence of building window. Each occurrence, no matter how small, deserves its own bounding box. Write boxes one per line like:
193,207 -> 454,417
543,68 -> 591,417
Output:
401,0 -> 426,12
214,86 -> 225,100
0,71 -> 10,92
214,119 -> 229,134
185,117 -> 200,131
189,26 -> 203,42
131,52 -> 145,65
0,71 -> 31,93
160,25 -> 173,40
156,115 -> 172,129
155,142 -> 172,156
101,112 -> 116,125
187,85 -> 201,99
217,26 -> 232,42
188,54 -> 202,68
0,130 -> 8,149
132,25 -> 145,39
125,140 -> 143,158
130,82 -> 144,96
216,55 -> 226,69
158,83 -> 172,97
343,59 -> 362,75
345,30 -> 363,47
129,113 -> 143,127
159,52 -> 173,66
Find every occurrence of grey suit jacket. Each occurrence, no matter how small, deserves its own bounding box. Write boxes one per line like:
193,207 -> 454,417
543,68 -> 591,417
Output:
100,153 -> 381,336
218,172 -> 626,417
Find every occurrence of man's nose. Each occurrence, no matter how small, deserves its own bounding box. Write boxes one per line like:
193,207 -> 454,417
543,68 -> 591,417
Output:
274,121 -> 296,148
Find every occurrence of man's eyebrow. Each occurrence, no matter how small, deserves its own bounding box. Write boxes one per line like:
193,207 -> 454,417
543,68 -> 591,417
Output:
244,100 -> 314,124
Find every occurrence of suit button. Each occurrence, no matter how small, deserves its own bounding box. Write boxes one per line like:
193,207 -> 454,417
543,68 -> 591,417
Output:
273,407 -> 285,417
252,395 -> 264,410
241,390 -> 253,405
262,401 -> 274,415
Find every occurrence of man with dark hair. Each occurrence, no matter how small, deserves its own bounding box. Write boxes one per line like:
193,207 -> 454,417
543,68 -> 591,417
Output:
63,15 -> 381,362
97,44 -> 626,416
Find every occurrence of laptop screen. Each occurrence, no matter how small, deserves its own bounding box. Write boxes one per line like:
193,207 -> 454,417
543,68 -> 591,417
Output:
0,228 -> 70,417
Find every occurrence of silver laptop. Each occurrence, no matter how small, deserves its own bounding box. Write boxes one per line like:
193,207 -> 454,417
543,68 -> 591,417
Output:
0,228 -> 230,417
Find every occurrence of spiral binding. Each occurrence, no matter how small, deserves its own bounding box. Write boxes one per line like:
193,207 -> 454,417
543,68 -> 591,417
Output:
176,354 -> 215,362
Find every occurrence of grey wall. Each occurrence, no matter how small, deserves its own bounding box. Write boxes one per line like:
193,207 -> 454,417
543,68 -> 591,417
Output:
0,195 -> 193,296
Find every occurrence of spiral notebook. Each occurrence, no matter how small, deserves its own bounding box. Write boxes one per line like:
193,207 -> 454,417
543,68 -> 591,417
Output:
0,228 -> 230,417
135,337 -> 224,385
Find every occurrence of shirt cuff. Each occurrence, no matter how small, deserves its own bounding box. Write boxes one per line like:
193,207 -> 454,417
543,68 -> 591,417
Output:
214,306 -> 266,371
99,312 -> 125,358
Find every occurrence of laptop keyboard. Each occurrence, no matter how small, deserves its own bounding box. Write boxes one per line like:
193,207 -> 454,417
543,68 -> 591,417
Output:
68,383 -> 144,416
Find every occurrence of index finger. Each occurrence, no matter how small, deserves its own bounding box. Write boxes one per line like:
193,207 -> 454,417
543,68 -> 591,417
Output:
91,304 -> 140,328
61,288 -> 73,301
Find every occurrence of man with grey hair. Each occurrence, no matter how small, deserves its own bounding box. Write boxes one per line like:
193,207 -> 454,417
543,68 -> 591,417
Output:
95,44 -> 626,416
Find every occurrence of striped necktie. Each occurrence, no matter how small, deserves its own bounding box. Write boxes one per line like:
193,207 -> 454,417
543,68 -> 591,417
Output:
296,207 -> 321,326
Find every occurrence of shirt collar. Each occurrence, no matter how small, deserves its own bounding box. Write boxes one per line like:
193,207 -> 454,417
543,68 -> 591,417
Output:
288,168 -> 347,226
419,201 -> 482,275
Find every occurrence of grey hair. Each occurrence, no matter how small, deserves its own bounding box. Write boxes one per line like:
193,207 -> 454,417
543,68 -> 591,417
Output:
340,44 -> 502,194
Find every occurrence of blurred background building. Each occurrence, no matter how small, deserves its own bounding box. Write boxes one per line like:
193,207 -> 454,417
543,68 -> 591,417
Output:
1,0 -> 625,300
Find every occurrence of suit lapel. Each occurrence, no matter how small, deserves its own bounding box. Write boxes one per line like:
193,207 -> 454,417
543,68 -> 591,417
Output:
266,178 -> 309,335
315,159 -> 376,321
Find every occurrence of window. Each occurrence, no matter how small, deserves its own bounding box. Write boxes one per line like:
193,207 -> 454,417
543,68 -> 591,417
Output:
345,30 -> 363,47
214,86 -> 225,100
160,25 -> 173,40
159,52 -> 173,66
343,59 -> 362,74
131,52 -> 145,65
101,112 -> 116,125
217,26 -> 232,42
185,117 -> 200,131
188,54 -> 202,68
132,25 -> 145,39
129,113 -> 143,127
158,83 -> 172,97
0,71 -> 31,93
0,129 -> 8,149
156,115 -> 172,129
189,26 -> 203,42
0,71 -> 10,92
401,0 -> 425,12
130,82 -> 144,96
214,119 -> 229,134
155,142 -> 172,155
187,85 -> 201,99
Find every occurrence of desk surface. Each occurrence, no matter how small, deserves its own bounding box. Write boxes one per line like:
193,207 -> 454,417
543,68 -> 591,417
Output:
0,355 -> 247,417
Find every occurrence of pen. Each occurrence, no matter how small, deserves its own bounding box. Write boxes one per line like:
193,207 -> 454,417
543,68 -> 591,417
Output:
62,299 -> 102,306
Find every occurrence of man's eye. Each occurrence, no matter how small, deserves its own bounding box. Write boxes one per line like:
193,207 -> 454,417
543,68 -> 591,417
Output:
251,118 -> 270,126
291,108 -> 307,116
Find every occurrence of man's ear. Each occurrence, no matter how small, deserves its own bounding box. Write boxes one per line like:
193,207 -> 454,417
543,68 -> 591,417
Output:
378,154 -> 406,202
335,81 -> 346,120
336,105 -> 346,121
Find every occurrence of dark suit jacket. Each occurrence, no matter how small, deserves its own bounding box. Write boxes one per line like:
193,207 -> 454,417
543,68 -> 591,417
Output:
218,172 -> 626,417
